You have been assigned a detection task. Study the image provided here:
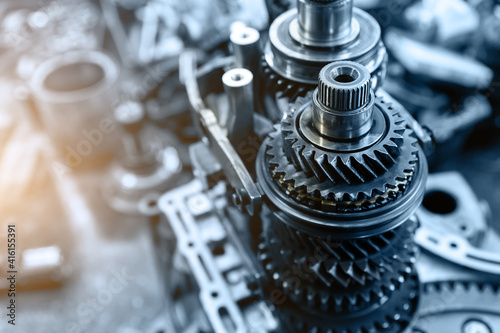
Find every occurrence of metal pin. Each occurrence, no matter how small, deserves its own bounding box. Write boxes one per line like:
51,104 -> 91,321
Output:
230,26 -> 260,73
222,68 -> 255,147
114,100 -> 146,157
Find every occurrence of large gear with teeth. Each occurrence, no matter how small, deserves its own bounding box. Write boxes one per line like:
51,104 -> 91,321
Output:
257,219 -> 418,314
267,216 -> 418,288
274,271 -> 420,333
413,280 -> 500,333
258,237 -> 415,316
265,92 -> 419,210
257,202 -> 418,309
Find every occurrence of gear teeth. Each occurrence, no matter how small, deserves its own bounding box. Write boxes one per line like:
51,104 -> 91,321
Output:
326,262 -> 350,287
350,155 -> 377,182
258,233 -> 411,317
266,219 -> 416,289
339,261 -> 366,285
317,62 -> 371,111
270,94 -> 420,208
363,153 -> 388,175
262,57 -> 314,103
355,260 -> 381,281
326,155 -> 352,185
273,271 -> 420,333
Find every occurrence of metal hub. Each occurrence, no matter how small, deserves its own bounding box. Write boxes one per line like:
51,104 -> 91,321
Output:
264,0 -> 386,86
289,0 -> 360,48
312,61 -> 374,140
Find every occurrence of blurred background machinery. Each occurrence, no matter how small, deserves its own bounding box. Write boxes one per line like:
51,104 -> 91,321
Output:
0,0 -> 499,333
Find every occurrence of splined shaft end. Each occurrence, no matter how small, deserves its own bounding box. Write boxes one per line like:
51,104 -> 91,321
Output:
313,61 -> 374,140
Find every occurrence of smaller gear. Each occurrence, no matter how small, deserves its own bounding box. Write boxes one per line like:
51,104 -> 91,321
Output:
262,62 -> 420,210
261,58 -> 313,101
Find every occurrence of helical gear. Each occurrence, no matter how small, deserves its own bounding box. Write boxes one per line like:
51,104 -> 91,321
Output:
257,239 -> 399,314
266,216 -> 418,288
261,58 -> 314,101
257,221 -> 418,314
265,93 -> 419,210
274,272 -> 420,333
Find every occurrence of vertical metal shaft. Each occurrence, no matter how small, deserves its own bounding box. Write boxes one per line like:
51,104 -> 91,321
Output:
296,0 -> 353,46
222,68 -> 255,147
230,26 -> 260,73
313,61 -> 374,140
114,100 -> 147,158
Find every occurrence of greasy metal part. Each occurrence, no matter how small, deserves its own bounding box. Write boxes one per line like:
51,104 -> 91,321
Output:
384,29 -> 494,89
158,180 -> 278,333
222,68 -> 255,147
264,3 -> 386,87
103,101 -> 181,215
273,91 -> 420,208
415,173 -> 500,275
180,51 -> 262,216
292,0 -> 359,47
415,228 -> 500,275
376,89 -> 435,156
312,61 -> 374,139
197,108 -> 261,216
414,281 -> 500,333
29,49 -> 119,151
258,134 -> 427,238
419,95 -> 492,145
230,26 -> 261,73
417,172 -> 488,246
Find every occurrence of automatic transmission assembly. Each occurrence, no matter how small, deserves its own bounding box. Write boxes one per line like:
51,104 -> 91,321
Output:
6,1 -> 500,333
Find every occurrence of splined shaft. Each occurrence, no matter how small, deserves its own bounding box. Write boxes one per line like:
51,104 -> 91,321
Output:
317,61 -> 371,111
313,61 -> 374,140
